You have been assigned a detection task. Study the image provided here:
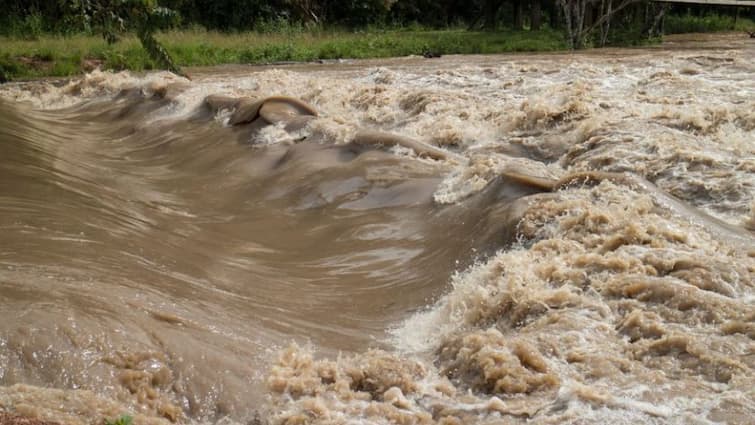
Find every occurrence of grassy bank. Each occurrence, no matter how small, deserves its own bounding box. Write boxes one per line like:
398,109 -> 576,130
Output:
0,28 -> 566,81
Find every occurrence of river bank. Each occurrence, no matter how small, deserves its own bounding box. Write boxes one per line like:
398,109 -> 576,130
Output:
0,28 -> 566,81
3,12 -> 754,83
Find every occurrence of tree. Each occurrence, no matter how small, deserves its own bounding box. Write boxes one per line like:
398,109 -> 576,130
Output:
531,0 -> 542,31
512,0 -> 524,30
557,0 -> 641,49
63,0 -> 188,78
284,0 -> 324,24
482,0 -> 503,30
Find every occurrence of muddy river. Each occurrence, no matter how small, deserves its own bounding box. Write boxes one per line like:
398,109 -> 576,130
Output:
0,33 -> 753,424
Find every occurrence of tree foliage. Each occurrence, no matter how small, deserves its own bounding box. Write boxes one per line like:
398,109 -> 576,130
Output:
62,0 -> 187,77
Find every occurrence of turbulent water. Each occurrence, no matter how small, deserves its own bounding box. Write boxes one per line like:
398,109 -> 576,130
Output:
0,33 -> 753,425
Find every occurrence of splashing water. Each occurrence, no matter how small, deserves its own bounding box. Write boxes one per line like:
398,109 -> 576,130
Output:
0,33 -> 753,425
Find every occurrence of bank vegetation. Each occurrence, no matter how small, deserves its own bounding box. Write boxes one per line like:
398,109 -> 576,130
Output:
0,0 -> 753,81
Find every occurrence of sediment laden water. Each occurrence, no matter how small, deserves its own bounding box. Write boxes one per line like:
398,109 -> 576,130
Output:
0,33 -> 753,425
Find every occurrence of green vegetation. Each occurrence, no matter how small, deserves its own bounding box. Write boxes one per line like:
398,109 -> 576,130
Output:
1,1 -> 753,81
665,14 -> 754,35
62,0 -> 186,77
0,28 -> 566,80
104,415 -> 133,425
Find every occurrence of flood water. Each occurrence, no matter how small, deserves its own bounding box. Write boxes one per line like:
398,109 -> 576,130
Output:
0,33 -> 753,424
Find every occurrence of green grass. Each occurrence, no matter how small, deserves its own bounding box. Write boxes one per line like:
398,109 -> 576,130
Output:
0,28 -> 567,80
665,14 -> 755,34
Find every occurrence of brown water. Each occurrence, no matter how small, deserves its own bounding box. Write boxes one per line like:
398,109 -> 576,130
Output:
0,33 -> 753,425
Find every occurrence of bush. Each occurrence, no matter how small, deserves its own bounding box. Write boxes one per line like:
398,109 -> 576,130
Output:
0,54 -> 21,82
0,12 -> 45,39
665,14 -> 736,34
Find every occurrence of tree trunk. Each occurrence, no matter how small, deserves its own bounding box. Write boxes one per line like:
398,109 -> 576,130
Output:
584,4 -> 595,29
559,0 -> 641,49
513,0 -> 524,30
647,3 -> 667,39
532,0 -> 542,30
483,0 -> 503,30
548,0 -> 562,29
598,0 -> 612,47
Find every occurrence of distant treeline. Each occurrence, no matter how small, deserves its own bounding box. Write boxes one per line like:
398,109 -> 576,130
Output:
1,1 -> 752,38
6,1 -> 553,33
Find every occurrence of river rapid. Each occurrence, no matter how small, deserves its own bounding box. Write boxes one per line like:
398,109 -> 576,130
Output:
0,33 -> 753,425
